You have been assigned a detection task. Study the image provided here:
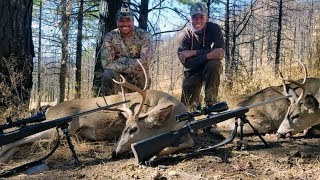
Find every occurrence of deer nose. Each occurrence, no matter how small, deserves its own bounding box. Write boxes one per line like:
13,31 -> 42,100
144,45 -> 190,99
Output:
276,133 -> 285,139
276,132 -> 291,139
111,151 -> 120,159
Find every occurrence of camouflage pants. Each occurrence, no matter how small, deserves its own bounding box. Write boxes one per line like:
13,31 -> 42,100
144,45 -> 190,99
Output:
100,69 -> 147,96
181,60 -> 222,109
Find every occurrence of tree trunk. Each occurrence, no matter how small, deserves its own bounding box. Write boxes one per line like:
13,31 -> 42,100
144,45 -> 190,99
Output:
0,0 -> 34,109
259,24 -> 264,66
230,4 -> 237,73
93,0 -> 121,96
249,37 -> 255,77
274,0 -> 283,75
37,0 -> 43,108
307,0 -> 314,68
138,0 -> 149,30
224,0 -> 231,86
59,0 -> 73,102
206,0 -> 211,16
75,0 -> 84,99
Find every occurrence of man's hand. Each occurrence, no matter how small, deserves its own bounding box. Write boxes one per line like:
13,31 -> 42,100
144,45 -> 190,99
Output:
206,48 -> 224,60
178,50 -> 197,64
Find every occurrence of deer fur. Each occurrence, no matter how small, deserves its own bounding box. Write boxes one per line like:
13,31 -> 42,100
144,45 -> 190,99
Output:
217,77 -> 320,136
0,60 -> 193,163
276,61 -> 320,138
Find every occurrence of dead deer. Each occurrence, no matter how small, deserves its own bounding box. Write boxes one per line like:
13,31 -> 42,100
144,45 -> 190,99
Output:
111,62 -> 194,157
276,61 -> 320,138
0,60 -> 193,163
217,76 -> 320,137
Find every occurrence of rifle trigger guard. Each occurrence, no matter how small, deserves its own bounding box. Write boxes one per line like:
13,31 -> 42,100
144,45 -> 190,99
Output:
187,124 -> 194,133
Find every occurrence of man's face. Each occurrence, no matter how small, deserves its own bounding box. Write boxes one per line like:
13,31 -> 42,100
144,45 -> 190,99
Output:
117,17 -> 134,36
191,14 -> 207,31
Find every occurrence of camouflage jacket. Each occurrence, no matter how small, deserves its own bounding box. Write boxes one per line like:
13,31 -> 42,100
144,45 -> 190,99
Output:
101,27 -> 153,74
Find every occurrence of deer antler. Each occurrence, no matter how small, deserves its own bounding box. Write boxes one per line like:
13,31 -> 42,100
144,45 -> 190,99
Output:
113,59 -> 148,119
117,85 -> 133,117
278,60 -> 307,103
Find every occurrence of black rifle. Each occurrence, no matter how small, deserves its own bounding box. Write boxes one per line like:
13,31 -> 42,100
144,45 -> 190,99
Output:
0,112 -> 46,133
0,100 -> 129,177
131,95 -> 291,165
0,100 -> 129,146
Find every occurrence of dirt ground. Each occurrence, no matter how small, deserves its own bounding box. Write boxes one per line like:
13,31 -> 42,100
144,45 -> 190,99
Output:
1,131 -> 320,180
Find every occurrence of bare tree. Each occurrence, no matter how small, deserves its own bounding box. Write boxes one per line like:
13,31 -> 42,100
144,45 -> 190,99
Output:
75,0 -> 84,99
138,0 -> 149,30
59,0 -> 74,102
274,0 -> 284,74
93,0 -> 122,96
0,0 -> 34,109
37,0 -> 43,108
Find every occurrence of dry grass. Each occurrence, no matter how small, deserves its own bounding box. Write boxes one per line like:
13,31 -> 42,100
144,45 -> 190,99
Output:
151,61 -> 320,107
2,134 -> 320,179
1,61 -> 320,179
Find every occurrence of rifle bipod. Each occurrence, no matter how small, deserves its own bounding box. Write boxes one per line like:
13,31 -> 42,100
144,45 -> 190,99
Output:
0,122 -> 80,177
60,123 -> 80,166
198,113 -> 269,152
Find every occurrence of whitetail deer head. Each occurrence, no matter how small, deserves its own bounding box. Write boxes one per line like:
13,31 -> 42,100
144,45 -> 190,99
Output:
276,60 -> 320,138
112,60 -> 188,156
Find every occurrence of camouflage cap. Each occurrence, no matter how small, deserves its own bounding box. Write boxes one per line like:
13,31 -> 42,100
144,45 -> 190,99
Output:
116,6 -> 134,21
190,3 -> 208,17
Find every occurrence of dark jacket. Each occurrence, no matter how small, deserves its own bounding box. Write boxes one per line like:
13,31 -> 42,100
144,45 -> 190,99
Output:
177,22 -> 225,72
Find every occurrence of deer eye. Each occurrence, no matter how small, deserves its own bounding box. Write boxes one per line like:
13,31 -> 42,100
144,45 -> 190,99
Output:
128,127 -> 138,135
291,114 -> 300,120
137,114 -> 148,121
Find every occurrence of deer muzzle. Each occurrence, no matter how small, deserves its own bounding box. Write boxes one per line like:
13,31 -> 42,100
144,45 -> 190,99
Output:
276,132 -> 292,139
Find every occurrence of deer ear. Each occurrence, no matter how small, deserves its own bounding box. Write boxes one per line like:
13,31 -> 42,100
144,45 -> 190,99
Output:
142,104 -> 174,128
288,88 -> 299,103
303,94 -> 319,113
118,111 -> 128,121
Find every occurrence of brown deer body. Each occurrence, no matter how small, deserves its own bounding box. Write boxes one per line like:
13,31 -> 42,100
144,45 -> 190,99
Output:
217,77 -> 320,136
276,61 -> 320,138
0,60 -> 193,163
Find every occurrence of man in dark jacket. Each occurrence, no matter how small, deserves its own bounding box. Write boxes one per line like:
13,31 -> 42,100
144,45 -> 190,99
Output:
177,2 -> 225,109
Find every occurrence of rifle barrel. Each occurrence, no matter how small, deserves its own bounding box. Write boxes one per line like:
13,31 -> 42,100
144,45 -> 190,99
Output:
245,95 -> 291,109
131,95 -> 291,165
0,100 -> 129,146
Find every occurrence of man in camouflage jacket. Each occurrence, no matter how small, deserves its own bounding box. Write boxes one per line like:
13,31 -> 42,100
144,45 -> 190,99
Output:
100,7 -> 153,96
177,2 -> 225,109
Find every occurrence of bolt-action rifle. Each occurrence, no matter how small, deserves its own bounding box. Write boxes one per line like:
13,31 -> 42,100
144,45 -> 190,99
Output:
0,100 -> 129,177
0,100 -> 129,146
131,95 -> 291,165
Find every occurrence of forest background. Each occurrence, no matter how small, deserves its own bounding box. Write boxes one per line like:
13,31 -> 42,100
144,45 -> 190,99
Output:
0,0 -> 319,113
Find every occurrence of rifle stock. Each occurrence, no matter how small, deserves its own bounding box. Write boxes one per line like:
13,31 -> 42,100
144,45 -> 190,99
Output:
131,95 -> 292,165
0,100 -> 129,147
131,131 -> 183,164
131,107 -> 249,165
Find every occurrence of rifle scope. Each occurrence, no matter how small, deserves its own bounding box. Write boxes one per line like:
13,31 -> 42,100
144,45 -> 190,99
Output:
176,101 -> 229,122
0,112 -> 46,132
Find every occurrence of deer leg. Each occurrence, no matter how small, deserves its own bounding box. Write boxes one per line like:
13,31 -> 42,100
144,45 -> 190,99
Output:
0,147 -> 20,163
0,129 -> 57,163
